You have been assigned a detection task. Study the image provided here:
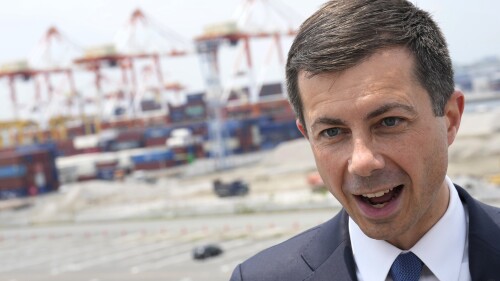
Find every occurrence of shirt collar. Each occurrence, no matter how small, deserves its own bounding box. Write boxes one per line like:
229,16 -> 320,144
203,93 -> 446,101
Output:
349,176 -> 467,281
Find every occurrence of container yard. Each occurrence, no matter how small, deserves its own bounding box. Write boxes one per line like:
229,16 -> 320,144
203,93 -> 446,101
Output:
0,0 -> 305,201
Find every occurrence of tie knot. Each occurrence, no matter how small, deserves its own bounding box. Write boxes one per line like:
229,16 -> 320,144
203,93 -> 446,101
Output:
390,252 -> 423,281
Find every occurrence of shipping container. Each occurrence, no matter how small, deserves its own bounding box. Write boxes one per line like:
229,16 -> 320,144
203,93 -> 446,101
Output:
144,127 -> 172,139
258,82 -> 283,97
108,140 -> 143,151
55,139 -> 78,156
186,92 -> 205,103
0,144 -> 59,198
66,125 -> 88,138
96,168 -> 116,181
259,120 -> 302,149
168,107 -> 187,123
223,104 -> 254,119
145,137 -> 168,147
116,129 -> 146,142
0,187 -> 28,200
77,174 -> 98,182
133,160 -> 177,171
140,99 -> 162,112
130,150 -> 174,165
0,177 -> 27,190
184,102 -> 207,121
95,159 -> 118,169
0,165 -> 26,178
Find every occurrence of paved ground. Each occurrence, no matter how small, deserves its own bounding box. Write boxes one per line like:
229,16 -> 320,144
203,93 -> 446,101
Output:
0,210 -> 337,281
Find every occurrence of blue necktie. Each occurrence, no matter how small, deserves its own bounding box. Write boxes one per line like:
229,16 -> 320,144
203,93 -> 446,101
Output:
390,252 -> 423,281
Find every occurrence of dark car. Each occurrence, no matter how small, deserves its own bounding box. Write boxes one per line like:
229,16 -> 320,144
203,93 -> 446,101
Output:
192,244 -> 223,260
213,179 -> 249,197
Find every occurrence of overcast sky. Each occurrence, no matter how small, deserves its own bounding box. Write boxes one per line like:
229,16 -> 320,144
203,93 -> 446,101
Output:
1,0 -> 499,64
0,0 -> 499,121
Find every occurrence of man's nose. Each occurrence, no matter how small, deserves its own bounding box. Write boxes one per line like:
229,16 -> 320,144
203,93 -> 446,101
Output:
348,138 -> 385,177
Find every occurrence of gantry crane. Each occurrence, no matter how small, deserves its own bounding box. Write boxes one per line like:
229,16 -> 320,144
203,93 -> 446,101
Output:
195,0 -> 302,169
0,26 -> 82,144
196,0 -> 301,104
74,8 -> 191,129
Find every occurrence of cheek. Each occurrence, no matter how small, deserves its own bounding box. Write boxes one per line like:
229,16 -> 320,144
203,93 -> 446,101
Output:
392,128 -> 448,182
311,146 -> 345,194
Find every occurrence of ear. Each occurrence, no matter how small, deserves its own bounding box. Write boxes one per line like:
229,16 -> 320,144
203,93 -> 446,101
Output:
296,119 -> 309,139
445,90 -> 465,146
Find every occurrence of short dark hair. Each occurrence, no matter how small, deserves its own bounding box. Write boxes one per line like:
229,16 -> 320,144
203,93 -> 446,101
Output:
286,0 -> 454,129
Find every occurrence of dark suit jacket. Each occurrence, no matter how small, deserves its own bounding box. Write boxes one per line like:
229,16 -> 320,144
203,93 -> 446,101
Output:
230,185 -> 500,281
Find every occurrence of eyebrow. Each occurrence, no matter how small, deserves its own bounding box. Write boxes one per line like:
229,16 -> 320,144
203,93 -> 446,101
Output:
365,102 -> 417,120
310,117 -> 346,132
310,102 -> 416,132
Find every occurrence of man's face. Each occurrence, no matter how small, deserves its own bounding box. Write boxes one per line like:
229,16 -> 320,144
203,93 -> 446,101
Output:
297,47 -> 463,249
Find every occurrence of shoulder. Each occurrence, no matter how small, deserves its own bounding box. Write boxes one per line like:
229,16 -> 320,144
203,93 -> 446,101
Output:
232,224 -> 320,281
455,184 -> 500,278
230,210 -> 348,281
456,184 -> 500,225
474,199 -> 500,223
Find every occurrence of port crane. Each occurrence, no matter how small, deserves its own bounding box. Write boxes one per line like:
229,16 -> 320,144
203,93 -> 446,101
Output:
195,0 -> 302,169
74,8 -> 192,125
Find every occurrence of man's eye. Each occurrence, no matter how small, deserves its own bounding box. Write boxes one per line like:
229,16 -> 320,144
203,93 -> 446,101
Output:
322,128 -> 341,137
381,117 -> 401,127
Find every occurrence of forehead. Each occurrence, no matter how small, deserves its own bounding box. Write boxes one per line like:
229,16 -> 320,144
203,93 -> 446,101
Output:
297,47 -> 428,124
299,47 -> 416,97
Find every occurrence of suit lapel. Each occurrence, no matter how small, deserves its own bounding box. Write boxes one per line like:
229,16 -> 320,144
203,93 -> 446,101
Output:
456,185 -> 500,280
301,209 -> 358,281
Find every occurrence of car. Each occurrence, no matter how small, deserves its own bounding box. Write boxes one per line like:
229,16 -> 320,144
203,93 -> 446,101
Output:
213,179 -> 249,197
192,244 -> 223,260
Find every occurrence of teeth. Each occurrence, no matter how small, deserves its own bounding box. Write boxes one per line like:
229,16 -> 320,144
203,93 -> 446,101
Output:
361,187 -> 394,198
372,203 -> 387,209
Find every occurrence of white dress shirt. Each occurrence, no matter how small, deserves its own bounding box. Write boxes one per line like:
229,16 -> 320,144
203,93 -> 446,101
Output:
349,176 -> 471,281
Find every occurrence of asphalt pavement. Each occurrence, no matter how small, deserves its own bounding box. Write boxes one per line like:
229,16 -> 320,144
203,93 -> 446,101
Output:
0,210 -> 336,281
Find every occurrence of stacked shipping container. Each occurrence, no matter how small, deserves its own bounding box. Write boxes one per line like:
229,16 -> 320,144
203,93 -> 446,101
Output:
0,143 -> 59,199
130,149 -> 176,170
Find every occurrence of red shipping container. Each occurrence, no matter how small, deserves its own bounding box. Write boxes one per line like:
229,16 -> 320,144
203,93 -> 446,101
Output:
24,150 -> 51,162
116,130 -> 145,142
133,160 -> 176,171
67,125 -> 86,138
55,139 -> 78,156
172,147 -> 188,154
194,145 -> 205,158
134,162 -> 163,171
95,160 -> 118,169
78,147 -> 102,154
0,177 -> 27,190
145,137 -> 168,147
26,164 -> 55,176
0,152 -> 23,166
0,147 -> 17,154
77,174 -> 98,182
272,113 -> 296,122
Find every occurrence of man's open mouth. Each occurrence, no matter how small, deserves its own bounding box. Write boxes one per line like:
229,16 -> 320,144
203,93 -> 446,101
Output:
358,184 -> 404,208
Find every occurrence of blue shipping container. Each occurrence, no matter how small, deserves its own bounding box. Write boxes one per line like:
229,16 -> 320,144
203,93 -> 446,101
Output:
15,142 -> 58,155
0,165 -> 27,178
97,168 -> 116,181
0,188 -> 28,200
144,127 -> 172,139
187,93 -> 205,103
130,150 -> 174,164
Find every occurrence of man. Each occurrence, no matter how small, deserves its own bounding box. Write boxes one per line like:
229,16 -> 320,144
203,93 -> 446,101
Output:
230,0 -> 500,280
